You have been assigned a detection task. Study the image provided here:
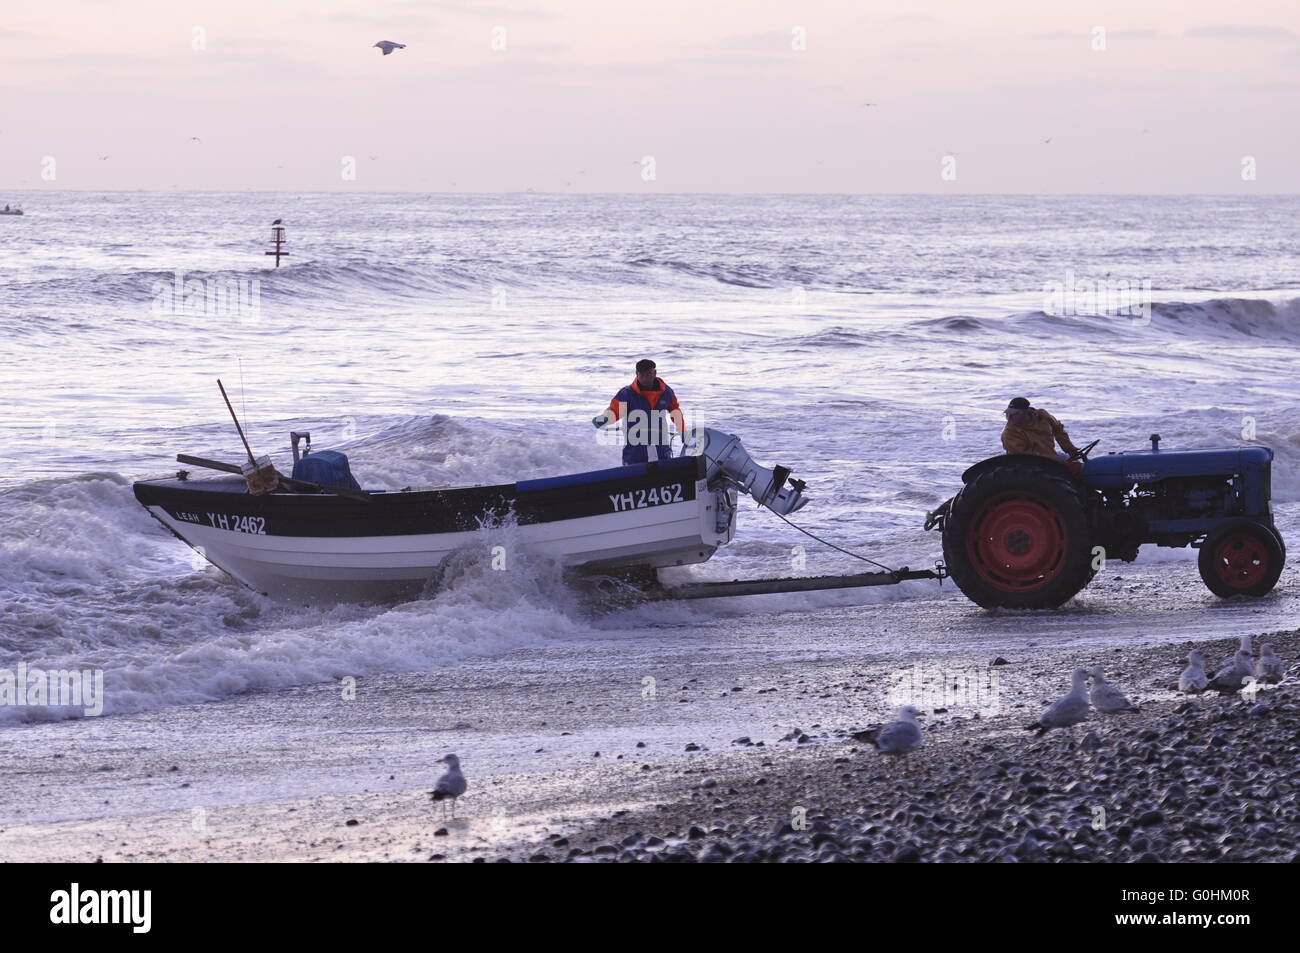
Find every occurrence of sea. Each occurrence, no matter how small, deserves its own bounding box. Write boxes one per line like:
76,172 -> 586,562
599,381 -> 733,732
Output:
3,191 -> 1300,724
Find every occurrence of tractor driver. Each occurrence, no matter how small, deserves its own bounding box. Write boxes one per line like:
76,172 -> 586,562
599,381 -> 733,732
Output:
1001,397 -> 1081,461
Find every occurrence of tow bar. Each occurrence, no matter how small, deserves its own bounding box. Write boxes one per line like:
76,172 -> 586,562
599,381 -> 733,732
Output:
649,563 -> 947,601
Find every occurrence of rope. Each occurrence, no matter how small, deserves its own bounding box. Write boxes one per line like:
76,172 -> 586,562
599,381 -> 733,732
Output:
609,424 -> 901,573
765,508 -> 900,574
238,355 -> 248,431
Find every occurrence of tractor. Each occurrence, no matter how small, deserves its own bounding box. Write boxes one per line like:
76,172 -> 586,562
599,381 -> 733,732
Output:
925,435 -> 1285,609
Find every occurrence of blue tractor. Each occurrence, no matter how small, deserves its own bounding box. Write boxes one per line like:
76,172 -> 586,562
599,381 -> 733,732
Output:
925,435 -> 1285,609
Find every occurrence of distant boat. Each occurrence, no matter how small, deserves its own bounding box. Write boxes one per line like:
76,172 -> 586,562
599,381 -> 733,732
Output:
0,204 -> 23,216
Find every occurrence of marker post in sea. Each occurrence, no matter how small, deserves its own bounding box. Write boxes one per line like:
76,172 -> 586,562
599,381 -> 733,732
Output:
265,225 -> 289,267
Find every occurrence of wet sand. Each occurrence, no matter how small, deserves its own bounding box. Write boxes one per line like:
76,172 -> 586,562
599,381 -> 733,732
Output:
2,561 -> 1298,862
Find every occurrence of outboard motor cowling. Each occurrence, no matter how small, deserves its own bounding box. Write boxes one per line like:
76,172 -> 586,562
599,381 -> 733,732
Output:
687,427 -> 808,516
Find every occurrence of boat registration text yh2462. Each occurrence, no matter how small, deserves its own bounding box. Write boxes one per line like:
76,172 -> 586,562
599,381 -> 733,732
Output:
609,483 -> 685,512
175,511 -> 267,534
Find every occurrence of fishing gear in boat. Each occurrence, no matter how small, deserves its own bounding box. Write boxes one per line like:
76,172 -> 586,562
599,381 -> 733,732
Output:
217,378 -> 279,495
173,381 -> 371,502
174,453 -> 373,503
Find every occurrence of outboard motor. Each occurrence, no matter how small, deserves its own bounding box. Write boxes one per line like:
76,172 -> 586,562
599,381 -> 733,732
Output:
686,427 -> 808,516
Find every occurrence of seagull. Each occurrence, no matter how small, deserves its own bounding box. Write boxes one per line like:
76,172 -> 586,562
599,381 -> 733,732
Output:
1026,668 -> 1090,738
374,40 -> 406,56
271,218 -> 282,225
1211,634 -> 1251,676
1088,666 -> 1140,714
1178,649 -> 1209,695
428,753 -> 467,818
1207,647 -> 1255,695
1043,137 -> 1052,144
858,706 -> 923,772
1256,643 -> 1283,684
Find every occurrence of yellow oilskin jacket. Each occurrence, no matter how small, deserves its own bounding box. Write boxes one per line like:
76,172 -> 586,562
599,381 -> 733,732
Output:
1001,408 -> 1078,460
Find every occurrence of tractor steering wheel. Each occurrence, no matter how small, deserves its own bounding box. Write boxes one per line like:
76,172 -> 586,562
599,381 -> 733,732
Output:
1067,439 -> 1099,462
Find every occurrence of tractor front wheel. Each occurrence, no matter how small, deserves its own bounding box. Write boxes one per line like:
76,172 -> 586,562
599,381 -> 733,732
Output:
942,462 -> 1096,609
1197,520 -> 1284,598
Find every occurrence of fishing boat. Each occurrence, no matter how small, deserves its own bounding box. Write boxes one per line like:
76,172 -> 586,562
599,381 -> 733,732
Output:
132,428 -> 809,602
0,205 -> 23,216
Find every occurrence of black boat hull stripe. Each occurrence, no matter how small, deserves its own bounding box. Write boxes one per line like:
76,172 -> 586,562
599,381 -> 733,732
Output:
133,456 -> 705,539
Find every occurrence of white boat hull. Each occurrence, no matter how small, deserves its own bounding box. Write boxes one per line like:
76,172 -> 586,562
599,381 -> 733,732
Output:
136,457 -> 737,601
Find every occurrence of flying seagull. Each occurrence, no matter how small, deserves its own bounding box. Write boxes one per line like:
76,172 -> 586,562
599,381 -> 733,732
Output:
374,40 -> 406,56
428,753 -> 467,818
1088,666 -> 1140,715
1026,668 -> 1090,738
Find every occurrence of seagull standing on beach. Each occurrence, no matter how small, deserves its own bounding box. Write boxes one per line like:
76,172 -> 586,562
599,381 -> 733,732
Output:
1179,650 -> 1209,695
1255,643 -> 1283,684
861,706 -> 923,772
1026,668 -> 1090,738
428,753 -> 467,818
1220,634 -> 1252,670
374,40 -> 406,55
1088,666 -> 1140,715
1207,647 -> 1255,695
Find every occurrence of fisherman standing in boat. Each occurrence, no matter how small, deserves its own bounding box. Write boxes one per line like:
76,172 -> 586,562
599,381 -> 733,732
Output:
593,359 -> 686,465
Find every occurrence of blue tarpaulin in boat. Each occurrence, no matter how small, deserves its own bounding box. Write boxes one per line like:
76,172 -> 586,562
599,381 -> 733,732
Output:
516,454 -> 697,494
292,450 -> 362,491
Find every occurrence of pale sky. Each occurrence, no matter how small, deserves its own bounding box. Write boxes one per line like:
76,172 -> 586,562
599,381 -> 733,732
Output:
4,0 -> 1300,192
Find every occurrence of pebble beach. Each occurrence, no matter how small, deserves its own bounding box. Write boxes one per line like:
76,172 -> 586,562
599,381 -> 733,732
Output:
3,622 -> 1295,864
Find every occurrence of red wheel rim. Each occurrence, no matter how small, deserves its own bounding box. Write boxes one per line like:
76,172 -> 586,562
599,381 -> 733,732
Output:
966,491 -> 1069,592
1212,533 -> 1270,589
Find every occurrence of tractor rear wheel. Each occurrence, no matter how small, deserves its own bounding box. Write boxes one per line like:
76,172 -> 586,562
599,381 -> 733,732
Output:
942,462 -> 1095,609
1197,520 -> 1284,598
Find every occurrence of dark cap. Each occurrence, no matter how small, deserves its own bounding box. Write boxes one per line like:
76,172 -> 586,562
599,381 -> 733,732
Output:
1006,397 -> 1031,410
635,359 -> 656,374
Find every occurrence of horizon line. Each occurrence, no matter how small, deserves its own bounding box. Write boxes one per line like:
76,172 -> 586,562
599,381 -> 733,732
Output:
5,189 -> 1298,198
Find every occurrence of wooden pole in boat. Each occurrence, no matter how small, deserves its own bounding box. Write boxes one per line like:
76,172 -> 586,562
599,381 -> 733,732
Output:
217,379 -> 280,494
217,378 -> 258,469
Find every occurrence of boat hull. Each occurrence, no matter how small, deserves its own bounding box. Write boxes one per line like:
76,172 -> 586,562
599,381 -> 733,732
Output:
133,455 -> 736,601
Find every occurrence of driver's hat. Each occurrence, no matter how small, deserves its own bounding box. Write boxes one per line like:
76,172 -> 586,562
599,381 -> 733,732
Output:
1005,397 -> 1031,411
